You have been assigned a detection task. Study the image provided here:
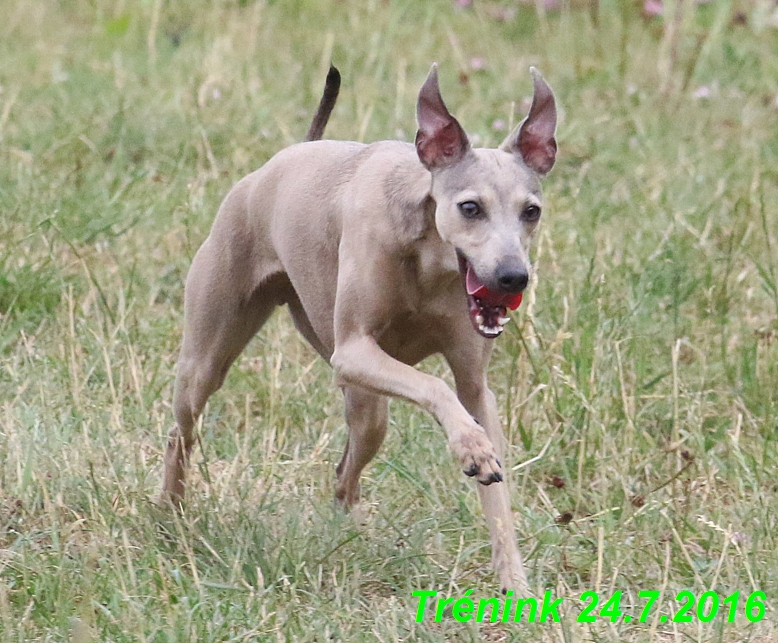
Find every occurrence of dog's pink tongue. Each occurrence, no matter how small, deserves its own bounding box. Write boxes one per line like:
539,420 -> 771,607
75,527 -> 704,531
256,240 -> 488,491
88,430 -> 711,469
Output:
465,264 -> 524,311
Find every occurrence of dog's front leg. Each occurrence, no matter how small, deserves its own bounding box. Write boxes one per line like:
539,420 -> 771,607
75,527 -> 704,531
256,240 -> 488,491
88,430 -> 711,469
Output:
331,334 -> 503,486
450,362 -> 530,596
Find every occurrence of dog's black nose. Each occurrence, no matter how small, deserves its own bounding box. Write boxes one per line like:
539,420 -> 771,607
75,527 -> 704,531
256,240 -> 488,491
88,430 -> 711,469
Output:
495,264 -> 529,293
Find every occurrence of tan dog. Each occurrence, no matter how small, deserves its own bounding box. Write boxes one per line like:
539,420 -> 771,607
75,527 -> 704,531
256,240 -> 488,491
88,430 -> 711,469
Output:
163,64 -> 557,594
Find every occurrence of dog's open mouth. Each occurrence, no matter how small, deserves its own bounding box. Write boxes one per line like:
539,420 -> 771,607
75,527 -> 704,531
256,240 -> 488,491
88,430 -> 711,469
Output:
458,253 -> 523,339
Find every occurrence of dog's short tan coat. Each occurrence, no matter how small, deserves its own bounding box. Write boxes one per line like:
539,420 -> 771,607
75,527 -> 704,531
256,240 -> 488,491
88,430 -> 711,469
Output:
163,65 -> 557,594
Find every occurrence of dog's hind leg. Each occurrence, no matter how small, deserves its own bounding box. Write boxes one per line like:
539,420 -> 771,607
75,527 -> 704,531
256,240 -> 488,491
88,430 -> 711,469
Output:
162,241 -> 285,505
335,387 -> 388,508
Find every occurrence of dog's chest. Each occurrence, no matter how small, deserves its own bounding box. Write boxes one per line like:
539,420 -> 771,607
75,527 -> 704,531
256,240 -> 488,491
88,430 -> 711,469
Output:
399,234 -> 460,308
374,240 -> 464,361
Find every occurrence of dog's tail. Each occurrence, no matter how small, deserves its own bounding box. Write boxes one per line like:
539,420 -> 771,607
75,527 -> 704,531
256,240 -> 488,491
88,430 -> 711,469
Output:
304,65 -> 341,142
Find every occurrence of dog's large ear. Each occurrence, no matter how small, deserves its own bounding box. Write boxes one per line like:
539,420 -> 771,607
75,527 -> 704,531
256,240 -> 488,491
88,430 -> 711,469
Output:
500,67 -> 557,175
415,64 -> 469,170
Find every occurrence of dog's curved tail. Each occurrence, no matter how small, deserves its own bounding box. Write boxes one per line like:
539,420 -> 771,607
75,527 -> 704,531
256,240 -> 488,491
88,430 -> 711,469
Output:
305,65 -> 341,142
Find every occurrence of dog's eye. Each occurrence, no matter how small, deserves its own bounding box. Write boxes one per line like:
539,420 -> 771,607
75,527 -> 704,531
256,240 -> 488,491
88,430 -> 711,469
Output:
458,201 -> 482,219
522,205 -> 541,222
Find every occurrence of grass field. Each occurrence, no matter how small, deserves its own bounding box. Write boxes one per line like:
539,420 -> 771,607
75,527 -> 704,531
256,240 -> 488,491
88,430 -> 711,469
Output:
1,0 -> 778,640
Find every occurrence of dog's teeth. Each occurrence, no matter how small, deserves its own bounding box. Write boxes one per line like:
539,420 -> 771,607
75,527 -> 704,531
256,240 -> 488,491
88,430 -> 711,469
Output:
479,324 -> 502,337
475,314 -> 484,325
498,316 -> 511,325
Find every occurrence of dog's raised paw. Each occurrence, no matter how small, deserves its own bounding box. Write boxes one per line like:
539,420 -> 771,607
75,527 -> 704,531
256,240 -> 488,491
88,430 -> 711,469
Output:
451,428 -> 503,485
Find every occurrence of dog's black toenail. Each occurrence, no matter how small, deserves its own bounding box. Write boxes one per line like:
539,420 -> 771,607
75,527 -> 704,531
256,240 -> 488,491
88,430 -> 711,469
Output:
502,587 -> 508,595
464,464 -> 479,477
479,472 -> 502,486
496,459 -> 502,468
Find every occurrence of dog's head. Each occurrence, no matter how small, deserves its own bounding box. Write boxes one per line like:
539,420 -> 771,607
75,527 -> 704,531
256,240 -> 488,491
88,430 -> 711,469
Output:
415,64 -> 557,338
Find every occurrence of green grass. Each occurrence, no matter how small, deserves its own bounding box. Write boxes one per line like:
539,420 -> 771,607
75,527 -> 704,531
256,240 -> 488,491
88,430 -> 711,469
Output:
1,0 -> 777,640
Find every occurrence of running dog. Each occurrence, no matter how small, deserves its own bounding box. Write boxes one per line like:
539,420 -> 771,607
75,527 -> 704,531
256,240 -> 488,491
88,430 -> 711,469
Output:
163,64 -> 557,594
